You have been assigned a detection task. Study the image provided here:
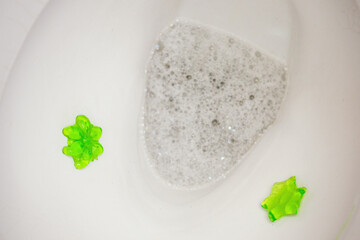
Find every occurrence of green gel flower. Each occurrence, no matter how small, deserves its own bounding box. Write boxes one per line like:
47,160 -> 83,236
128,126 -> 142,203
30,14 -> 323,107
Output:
62,115 -> 103,169
261,176 -> 307,222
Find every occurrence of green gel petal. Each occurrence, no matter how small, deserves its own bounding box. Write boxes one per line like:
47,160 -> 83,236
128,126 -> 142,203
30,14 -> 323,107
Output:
89,126 -> 102,140
91,142 -> 103,157
261,176 -> 307,222
73,157 -> 91,169
62,126 -> 82,140
76,115 -> 91,133
81,148 -> 92,161
62,115 -> 103,169
62,141 -> 84,157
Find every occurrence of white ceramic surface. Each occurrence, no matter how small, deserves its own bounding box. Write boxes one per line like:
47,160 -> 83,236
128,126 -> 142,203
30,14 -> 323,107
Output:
0,0 -> 48,94
0,0 -> 359,239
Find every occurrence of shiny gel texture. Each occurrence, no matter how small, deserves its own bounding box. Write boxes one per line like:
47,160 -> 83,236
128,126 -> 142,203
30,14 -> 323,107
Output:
62,115 -> 103,169
261,176 -> 307,222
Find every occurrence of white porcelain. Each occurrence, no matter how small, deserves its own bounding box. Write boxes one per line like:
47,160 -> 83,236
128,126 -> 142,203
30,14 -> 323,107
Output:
0,0 -> 359,239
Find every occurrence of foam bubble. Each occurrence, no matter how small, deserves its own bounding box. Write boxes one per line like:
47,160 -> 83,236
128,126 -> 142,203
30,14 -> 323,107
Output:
142,19 -> 287,189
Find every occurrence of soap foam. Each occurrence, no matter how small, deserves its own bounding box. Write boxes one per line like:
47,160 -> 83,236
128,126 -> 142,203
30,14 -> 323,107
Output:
143,19 -> 287,189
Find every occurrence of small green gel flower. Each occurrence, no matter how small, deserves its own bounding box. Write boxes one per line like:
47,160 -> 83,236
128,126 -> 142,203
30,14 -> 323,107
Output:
62,115 -> 103,169
261,176 -> 307,222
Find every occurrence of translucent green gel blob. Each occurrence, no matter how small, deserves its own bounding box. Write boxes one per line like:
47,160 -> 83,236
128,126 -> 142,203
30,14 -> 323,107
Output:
261,176 -> 307,222
62,115 -> 103,169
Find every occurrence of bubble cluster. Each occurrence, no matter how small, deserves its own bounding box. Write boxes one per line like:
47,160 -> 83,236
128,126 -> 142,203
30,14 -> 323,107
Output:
143,19 -> 287,189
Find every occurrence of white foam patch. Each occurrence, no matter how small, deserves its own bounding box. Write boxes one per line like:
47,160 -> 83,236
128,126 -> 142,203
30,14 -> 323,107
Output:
142,19 -> 287,189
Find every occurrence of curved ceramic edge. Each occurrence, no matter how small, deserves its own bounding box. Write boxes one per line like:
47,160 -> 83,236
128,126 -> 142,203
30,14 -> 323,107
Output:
0,0 -> 49,97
